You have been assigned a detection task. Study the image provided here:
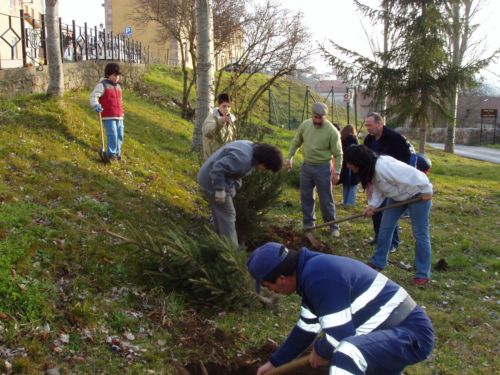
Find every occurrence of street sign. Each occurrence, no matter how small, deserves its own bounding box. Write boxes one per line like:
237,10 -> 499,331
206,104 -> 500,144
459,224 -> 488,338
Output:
124,26 -> 132,37
481,109 -> 497,118
343,93 -> 350,103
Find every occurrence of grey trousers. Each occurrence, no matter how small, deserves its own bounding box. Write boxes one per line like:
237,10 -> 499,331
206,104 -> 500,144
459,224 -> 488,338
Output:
300,162 -> 338,230
206,192 -> 238,245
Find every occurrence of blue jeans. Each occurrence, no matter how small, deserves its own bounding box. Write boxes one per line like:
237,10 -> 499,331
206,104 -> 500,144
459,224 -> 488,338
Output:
371,198 -> 432,279
342,183 -> 357,206
373,199 -> 399,249
300,163 -> 338,230
104,119 -> 124,157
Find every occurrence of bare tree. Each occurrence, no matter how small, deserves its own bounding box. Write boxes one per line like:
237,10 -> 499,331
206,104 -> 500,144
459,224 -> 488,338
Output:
134,0 -> 196,119
134,0 -> 245,120
215,0 -> 311,126
45,0 -> 64,96
192,0 -> 215,154
443,0 -> 498,153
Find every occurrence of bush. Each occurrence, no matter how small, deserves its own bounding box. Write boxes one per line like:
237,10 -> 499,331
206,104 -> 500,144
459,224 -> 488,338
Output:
234,170 -> 284,246
115,222 -> 258,310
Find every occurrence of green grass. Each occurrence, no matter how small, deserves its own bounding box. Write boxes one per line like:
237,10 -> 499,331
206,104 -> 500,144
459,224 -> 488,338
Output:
0,67 -> 499,374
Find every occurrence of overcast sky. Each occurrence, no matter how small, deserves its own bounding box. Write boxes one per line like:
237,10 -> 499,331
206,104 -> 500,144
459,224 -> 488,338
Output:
58,0 -> 500,86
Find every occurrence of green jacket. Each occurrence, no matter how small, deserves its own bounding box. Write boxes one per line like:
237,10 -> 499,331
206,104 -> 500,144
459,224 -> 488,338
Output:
288,119 -> 343,172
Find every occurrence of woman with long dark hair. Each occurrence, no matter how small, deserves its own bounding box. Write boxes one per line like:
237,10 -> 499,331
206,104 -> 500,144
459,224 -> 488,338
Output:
344,145 -> 433,285
338,125 -> 359,207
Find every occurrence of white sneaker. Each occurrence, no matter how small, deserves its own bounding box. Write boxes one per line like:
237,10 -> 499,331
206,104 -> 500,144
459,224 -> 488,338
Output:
331,229 -> 340,238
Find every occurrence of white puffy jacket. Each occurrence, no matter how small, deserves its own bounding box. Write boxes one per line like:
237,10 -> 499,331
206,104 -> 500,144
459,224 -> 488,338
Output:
368,155 -> 433,208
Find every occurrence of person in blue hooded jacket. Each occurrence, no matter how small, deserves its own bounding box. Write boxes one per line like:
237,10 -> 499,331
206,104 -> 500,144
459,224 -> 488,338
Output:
247,242 -> 434,375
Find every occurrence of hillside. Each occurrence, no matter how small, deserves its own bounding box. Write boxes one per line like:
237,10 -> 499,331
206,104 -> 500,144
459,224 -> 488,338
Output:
0,66 -> 499,374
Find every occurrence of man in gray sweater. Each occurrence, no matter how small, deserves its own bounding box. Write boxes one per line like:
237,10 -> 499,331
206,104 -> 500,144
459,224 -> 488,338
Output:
197,140 -> 283,245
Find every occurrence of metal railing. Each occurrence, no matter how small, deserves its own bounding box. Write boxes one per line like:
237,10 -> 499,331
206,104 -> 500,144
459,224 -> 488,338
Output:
0,10 -> 175,69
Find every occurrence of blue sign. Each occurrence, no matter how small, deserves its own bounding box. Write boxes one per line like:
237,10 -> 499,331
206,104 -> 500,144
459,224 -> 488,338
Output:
124,26 -> 132,36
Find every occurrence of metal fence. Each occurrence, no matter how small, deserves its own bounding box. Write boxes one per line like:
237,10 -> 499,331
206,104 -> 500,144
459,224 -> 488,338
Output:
0,10 -> 170,69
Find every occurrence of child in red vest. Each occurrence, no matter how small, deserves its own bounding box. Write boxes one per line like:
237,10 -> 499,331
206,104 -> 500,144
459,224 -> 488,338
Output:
90,63 -> 124,162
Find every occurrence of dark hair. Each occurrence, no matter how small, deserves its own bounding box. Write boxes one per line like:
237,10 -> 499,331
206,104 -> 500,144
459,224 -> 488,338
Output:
263,247 -> 299,283
217,93 -> 231,105
253,144 -> 283,172
104,63 -> 121,77
343,144 -> 378,189
332,123 -> 341,131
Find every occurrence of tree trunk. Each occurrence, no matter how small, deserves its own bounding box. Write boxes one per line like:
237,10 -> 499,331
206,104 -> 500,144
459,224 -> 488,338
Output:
445,0 -> 471,153
45,0 -> 64,96
445,85 -> 458,153
381,0 -> 390,114
192,0 -> 215,154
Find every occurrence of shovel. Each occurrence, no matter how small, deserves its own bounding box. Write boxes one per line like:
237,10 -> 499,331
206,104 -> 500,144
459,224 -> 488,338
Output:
267,356 -> 310,375
97,112 -> 110,163
304,197 -> 422,247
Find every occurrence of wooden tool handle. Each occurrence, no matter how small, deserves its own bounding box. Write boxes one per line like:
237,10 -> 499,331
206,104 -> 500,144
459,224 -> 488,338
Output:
305,196 -> 422,232
266,356 -> 310,375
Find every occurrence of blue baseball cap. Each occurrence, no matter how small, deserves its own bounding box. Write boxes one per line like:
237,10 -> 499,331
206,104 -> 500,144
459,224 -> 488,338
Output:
246,242 -> 289,293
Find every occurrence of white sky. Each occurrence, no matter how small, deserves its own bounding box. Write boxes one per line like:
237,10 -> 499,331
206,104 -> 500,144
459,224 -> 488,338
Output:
58,0 -> 500,86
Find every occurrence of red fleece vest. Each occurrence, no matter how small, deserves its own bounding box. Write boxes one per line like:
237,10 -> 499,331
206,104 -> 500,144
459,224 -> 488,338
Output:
99,80 -> 124,118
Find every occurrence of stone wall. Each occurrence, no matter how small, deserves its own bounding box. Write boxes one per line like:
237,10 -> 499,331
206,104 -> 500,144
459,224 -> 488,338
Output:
0,61 -> 146,95
397,127 -> 498,145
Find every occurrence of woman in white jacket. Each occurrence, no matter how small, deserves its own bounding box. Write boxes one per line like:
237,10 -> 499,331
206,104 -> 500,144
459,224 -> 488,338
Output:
344,145 -> 433,286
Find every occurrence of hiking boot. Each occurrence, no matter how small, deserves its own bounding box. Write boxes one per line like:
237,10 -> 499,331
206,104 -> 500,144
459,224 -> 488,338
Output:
412,277 -> 429,286
331,229 -> 340,238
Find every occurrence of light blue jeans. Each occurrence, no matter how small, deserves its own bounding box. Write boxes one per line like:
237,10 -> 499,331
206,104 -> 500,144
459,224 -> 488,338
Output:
342,183 -> 357,206
104,119 -> 124,157
300,162 -> 338,231
370,198 -> 432,279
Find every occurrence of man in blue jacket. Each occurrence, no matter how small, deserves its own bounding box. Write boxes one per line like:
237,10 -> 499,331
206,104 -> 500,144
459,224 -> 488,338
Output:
247,242 -> 434,375
363,112 -> 414,252
197,141 -> 282,246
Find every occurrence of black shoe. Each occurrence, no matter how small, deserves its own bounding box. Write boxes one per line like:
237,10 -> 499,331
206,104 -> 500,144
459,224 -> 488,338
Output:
367,262 -> 382,271
98,150 -> 110,163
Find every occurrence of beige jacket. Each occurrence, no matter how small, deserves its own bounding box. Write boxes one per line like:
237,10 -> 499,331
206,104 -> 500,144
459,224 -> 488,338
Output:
202,108 -> 237,160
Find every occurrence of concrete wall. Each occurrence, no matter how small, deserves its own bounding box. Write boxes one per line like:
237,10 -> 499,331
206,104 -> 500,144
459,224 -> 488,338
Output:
0,61 -> 146,95
397,127 -> 499,145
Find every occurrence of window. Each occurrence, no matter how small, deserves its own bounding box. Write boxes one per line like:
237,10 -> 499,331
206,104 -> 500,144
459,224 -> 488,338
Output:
9,0 -> 17,10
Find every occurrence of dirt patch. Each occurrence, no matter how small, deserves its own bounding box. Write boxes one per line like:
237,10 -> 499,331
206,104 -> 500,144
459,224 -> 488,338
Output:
169,312 -> 326,375
264,224 -> 331,254
183,342 -> 326,375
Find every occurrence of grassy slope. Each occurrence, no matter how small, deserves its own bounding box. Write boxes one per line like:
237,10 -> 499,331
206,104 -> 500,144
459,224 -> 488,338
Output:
0,67 -> 498,374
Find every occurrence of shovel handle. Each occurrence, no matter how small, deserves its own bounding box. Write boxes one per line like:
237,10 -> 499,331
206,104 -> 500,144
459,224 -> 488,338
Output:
98,112 -> 106,151
305,196 -> 422,232
266,356 -> 310,375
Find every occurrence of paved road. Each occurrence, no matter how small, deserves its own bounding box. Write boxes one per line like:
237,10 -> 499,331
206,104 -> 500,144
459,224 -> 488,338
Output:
427,143 -> 500,164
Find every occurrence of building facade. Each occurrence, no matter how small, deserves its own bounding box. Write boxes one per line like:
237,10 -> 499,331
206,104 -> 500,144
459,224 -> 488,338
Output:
0,0 -> 44,69
103,0 -> 185,66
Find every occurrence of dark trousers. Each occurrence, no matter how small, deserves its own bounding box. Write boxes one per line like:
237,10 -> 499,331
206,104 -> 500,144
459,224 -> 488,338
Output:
330,307 -> 434,374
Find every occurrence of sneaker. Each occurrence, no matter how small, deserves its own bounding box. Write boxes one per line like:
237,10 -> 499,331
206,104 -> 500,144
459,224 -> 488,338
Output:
412,277 -> 429,286
331,229 -> 340,237
364,237 -> 376,245
367,262 -> 382,271
389,246 -> 397,253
